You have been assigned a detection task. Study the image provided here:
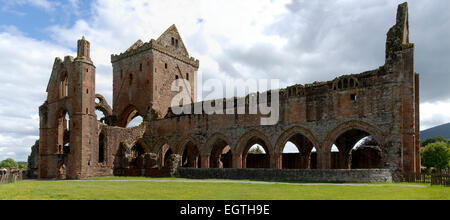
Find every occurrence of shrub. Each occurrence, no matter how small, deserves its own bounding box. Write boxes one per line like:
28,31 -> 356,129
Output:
421,142 -> 450,171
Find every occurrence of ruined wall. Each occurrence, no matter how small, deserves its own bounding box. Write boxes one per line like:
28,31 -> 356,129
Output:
83,123 -> 146,177
26,140 -> 39,179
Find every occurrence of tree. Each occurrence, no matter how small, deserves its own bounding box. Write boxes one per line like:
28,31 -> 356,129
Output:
0,158 -> 19,169
248,145 -> 264,154
421,136 -> 450,147
17,162 -> 28,170
421,142 -> 450,171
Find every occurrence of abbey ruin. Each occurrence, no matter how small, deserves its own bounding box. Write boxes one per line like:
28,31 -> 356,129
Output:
34,3 -> 420,181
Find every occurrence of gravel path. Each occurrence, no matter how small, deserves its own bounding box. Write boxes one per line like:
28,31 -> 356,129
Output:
67,179 -> 428,188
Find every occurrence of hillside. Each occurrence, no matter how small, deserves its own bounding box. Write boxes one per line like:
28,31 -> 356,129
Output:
420,123 -> 450,140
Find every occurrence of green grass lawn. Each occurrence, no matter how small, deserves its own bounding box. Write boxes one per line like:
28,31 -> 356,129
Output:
0,178 -> 448,200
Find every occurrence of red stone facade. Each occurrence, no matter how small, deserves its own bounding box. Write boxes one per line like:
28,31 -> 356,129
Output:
38,3 -> 420,179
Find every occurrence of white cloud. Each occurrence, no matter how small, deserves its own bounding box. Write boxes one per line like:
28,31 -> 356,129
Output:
420,99 -> 450,130
0,29 -> 71,161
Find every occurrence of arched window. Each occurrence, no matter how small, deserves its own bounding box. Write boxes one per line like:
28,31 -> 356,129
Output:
60,73 -> 68,98
209,138 -> 232,169
181,141 -> 199,168
281,133 -> 316,169
99,133 -> 105,163
57,111 -> 70,154
329,129 -> 383,169
242,136 -> 270,169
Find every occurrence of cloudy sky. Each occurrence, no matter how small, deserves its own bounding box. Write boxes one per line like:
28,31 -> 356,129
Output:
0,0 -> 448,161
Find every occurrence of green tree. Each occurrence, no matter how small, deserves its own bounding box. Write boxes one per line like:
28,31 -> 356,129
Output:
248,146 -> 264,154
421,142 -> 450,171
0,158 -> 19,169
421,136 -> 450,147
17,162 -> 28,170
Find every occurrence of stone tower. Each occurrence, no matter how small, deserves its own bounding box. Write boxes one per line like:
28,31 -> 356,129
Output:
39,37 -> 98,179
111,25 -> 199,127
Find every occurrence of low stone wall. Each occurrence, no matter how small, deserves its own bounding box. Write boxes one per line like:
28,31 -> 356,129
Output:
176,168 -> 393,183
114,168 -> 168,177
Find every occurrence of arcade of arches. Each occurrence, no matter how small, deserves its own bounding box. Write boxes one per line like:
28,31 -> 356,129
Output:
125,124 -> 385,171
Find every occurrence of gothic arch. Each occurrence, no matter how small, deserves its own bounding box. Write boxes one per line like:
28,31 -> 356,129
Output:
54,108 -> 72,155
54,108 -> 72,127
332,76 -> 359,91
151,137 -> 176,168
324,121 -> 385,152
203,133 -> 232,155
176,136 -> 200,168
151,137 -> 173,154
236,129 -> 272,154
275,126 -> 320,154
323,120 -> 386,169
59,70 -> 69,98
175,136 -> 200,154
117,104 -> 142,127
204,133 -> 233,169
95,94 -> 112,118
274,126 -> 320,169
236,129 -> 273,168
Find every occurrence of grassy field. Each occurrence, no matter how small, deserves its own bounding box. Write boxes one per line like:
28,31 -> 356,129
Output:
0,177 -> 448,200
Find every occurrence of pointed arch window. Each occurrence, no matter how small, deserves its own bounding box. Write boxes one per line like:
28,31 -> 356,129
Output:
60,72 -> 68,98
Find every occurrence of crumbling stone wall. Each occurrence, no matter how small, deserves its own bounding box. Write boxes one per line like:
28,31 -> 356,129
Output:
26,140 -> 39,179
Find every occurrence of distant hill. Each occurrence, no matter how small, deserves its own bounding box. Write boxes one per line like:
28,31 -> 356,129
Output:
420,123 -> 450,140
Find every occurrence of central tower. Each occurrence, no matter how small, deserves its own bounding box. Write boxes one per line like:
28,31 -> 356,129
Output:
111,25 -> 200,127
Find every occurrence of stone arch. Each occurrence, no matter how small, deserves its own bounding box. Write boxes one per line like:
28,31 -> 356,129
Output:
274,126 -> 320,169
55,108 -> 72,127
275,126 -> 320,154
95,94 -> 112,113
323,121 -> 386,169
236,129 -> 273,168
152,137 -> 176,168
204,133 -> 233,169
117,105 -> 143,127
176,136 -> 200,168
55,108 -> 71,155
332,76 -> 359,91
59,70 -> 69,98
